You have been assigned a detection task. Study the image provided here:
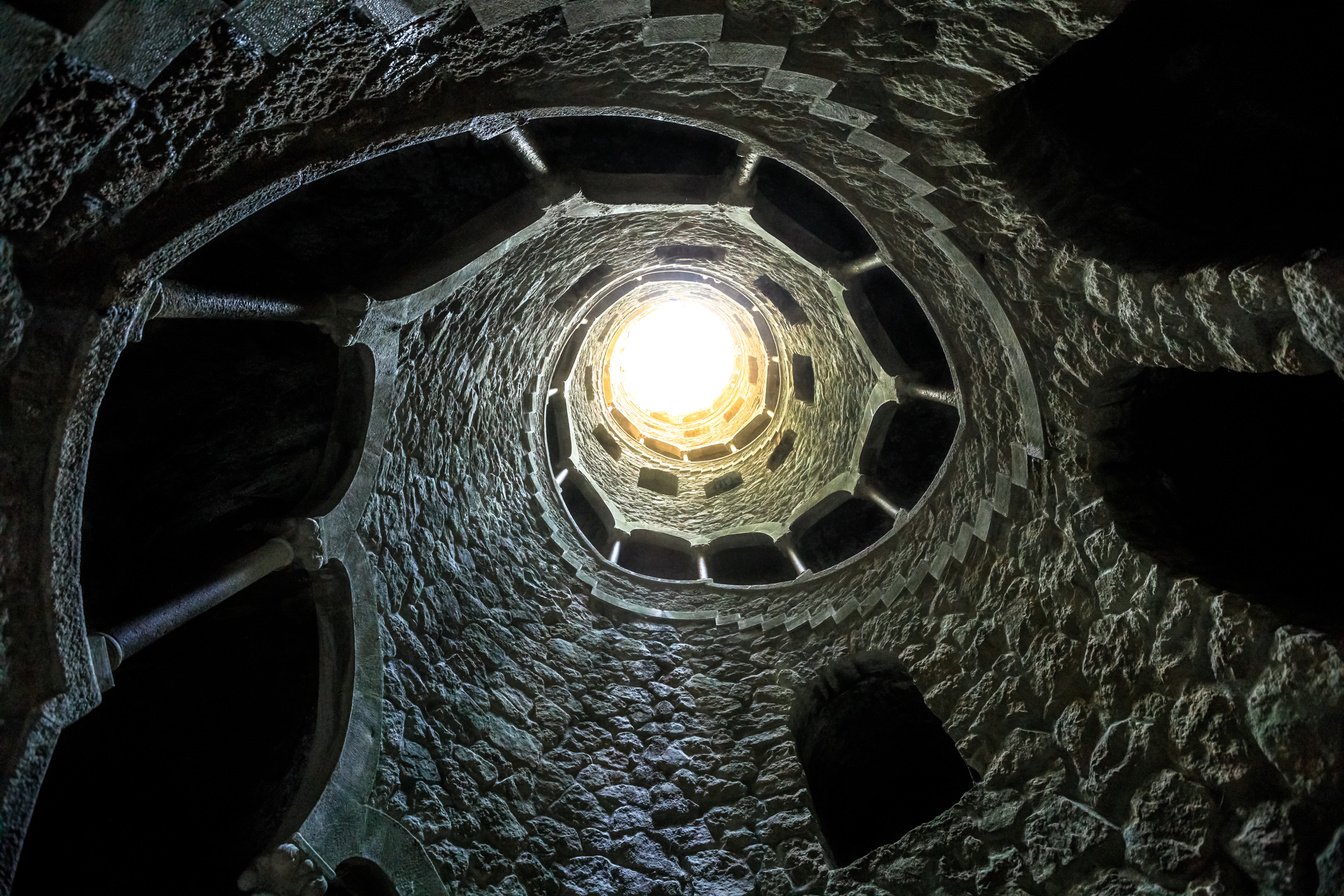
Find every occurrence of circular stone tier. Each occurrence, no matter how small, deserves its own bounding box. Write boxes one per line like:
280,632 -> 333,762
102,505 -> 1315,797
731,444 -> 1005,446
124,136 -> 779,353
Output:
530,122 -> 965,595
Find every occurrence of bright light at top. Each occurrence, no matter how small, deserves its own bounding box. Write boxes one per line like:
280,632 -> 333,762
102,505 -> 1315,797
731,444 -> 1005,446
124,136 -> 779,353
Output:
610,300 -> 739,417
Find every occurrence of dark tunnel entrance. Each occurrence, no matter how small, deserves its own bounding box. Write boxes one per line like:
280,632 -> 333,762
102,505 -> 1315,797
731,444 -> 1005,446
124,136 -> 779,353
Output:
790,653 -> 975,866
78,317 -> 366,631
981,0 -> 1344,268
1087,367 -> 1344,632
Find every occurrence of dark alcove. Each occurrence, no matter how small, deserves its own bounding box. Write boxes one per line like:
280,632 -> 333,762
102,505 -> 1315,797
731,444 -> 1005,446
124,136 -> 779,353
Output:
861,401 -> 960,509
559,473 -> 612,551
982,0 -> 1344,268
706,539 -> 796,586
529,116 -> 737,176
793,497 -> 893,570
1087,368 -> 1344,631
850,267 -> 952,388
13,568 -> 322,896
618,535 -> 698,581
767,430 -> 797,471
752,158 -> 877,267
79,318 -> 365,632
790,653 -> 975,866
169,131 -> 531,297
7,0 -> 108,34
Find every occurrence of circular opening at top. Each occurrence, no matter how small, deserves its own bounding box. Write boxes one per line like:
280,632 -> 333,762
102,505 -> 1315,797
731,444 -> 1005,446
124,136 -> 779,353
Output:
593,274 -> 775,458
609,298 -> 738,418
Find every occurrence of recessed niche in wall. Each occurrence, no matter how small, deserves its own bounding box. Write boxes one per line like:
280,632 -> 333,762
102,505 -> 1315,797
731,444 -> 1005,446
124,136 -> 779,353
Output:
767,430 -> 797,470
792,495 -> 894,570
638,467 -> 679,496
790,653 -> 975,866
655,244 -> 725,263
617,533 -> 699,581
982,0 -> 1344,266
1087,367 -> 1344,631
705,537 -> 796,586
860,401 -> 960,509
792,354 -> 816,402
705,471 -> 745,497
592,424 -> 622,459
756,275 -> 808,325
14,567 -> 327,896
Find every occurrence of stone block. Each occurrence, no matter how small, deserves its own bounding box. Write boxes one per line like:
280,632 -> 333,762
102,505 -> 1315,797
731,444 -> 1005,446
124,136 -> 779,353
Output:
67,0 -> 225,87
563,0 -> 649,32
355,0 -> 442,29
705,41 -> 785,68
228,0 -> 339,54
808,97 -> 876,128
847,127 -> 910,164
0,7 -> 65,123
762,68 -> 833,98
469,0 -> 558,28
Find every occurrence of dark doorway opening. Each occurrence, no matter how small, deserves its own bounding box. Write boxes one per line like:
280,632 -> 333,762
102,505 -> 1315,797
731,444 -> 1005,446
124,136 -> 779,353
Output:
706,541 -> 796,586
618,536 -> 698,581
79,318 -> 357,632
790,653 -> 974,866
168,132 -> 530,297
329,857 -> 401,896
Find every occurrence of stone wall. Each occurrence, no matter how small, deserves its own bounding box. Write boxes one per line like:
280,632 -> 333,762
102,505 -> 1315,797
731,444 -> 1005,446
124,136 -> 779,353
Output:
1,0 -> 1342,894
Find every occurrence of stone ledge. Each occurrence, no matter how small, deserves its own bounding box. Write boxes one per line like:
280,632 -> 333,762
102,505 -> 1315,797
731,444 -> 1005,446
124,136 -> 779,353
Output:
563,0 -> 649,33
846,128 -> 910,165
878,161 -> 936,197
808,97 -> 876,128
228,0 -> 340,55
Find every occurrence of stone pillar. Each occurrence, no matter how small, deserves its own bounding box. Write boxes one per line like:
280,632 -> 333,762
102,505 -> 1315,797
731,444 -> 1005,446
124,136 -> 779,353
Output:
155,281 -> 372,345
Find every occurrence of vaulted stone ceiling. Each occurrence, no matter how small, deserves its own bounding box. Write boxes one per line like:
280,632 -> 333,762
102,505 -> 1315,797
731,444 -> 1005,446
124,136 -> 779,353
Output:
2,1 -> 1343,895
